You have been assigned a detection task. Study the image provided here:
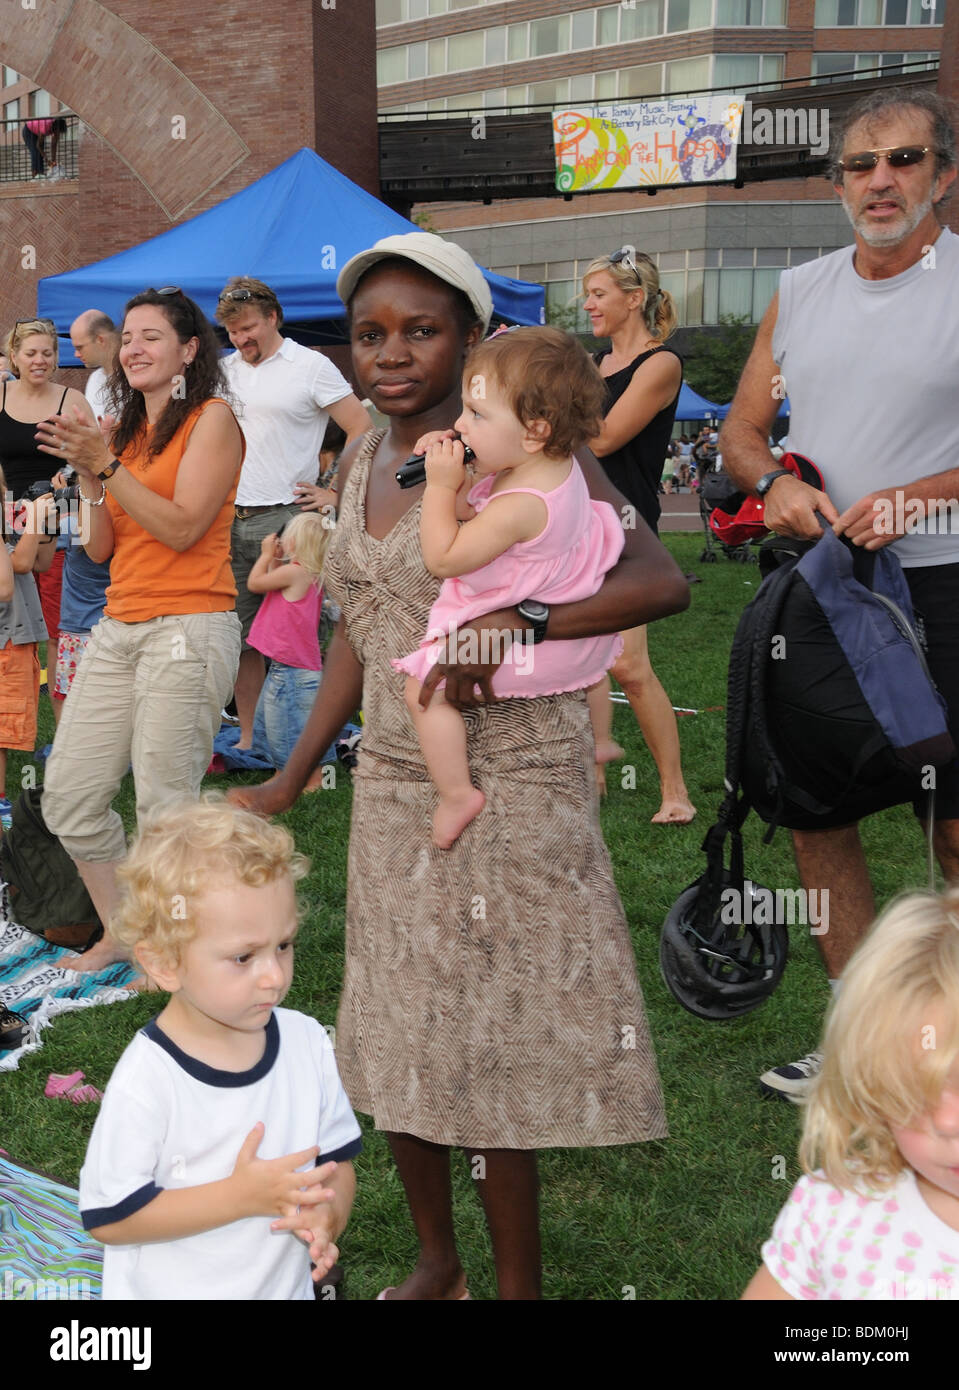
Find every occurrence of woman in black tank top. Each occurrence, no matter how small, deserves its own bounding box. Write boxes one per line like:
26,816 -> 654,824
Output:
0,319 -> 93,496
581,250 -> 696,825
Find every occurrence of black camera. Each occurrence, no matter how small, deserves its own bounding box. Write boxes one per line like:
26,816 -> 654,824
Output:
17,479 -> 79,535
395,437 -> 476,489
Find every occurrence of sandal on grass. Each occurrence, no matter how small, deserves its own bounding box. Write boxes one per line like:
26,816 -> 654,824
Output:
44,1071 -> 103,1104
0,1004 -> 28,1052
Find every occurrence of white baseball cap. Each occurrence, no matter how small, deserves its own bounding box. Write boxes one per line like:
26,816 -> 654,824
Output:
337,232 -> 493,332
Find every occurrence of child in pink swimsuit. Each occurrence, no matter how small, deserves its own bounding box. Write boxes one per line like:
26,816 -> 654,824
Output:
394,327 -> 625,848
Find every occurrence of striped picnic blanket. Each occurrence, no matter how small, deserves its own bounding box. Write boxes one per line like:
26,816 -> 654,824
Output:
0,912 -> 137,1072
0,1153 -> 102,1299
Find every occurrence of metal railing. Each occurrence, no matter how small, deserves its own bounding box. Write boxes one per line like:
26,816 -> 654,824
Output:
0,112 -> 79,183
377,56 -> 940,120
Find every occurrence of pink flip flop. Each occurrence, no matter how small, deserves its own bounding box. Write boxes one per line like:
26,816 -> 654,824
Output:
44,1071 -> 103,1104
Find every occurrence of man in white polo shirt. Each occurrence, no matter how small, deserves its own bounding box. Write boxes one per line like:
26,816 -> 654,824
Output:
216,277 -> 371,749
70,310 -> 119,421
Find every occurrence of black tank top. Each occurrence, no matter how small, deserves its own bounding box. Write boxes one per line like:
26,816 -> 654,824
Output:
594,346 -> 682,535
0,379 -> 69,499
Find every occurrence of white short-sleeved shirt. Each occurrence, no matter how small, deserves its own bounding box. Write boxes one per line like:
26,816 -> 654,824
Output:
763,1169 -> 959,1300
84,367 -> 112,422
78,1008 -> 362,1301
222,338 -> 353,506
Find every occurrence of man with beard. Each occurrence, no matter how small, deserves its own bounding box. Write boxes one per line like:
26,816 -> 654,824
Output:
720,88 -> 959,1100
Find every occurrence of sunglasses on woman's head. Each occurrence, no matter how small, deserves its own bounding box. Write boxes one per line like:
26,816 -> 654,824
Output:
15,318 -> 56,332
609,249 -> 639,275
838,145 -> 936,173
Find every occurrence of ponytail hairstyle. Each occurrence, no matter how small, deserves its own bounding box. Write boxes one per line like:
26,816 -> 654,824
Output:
583,250 -> 678,341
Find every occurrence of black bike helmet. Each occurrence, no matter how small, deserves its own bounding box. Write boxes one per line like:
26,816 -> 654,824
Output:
660,875 -> 788,1021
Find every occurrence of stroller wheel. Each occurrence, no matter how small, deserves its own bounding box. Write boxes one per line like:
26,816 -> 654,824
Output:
702,550 -> 718,564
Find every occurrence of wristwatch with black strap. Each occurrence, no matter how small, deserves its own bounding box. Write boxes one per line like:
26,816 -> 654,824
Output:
517,598 -> 549,645
96,458 -> 122,482
754,468 -> 792,499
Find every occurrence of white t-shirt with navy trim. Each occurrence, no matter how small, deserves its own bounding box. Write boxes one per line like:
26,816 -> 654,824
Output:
78,1008 -> 362,1301
762,1168 -> 959,1300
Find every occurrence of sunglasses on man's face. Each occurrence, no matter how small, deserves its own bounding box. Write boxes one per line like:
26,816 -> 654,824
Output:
838,145 -> 935,173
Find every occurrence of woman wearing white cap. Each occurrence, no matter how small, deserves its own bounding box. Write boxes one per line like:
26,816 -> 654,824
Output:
231,233 -> 689,1300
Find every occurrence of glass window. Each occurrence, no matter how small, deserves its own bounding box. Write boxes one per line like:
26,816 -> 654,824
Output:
718,269 -> 753,318
448,31 -> 484,71
595,69 -> 619,100
765,0 -> 786,21
756,247 -> 788,266
619,63 -> 663,97
688,248 -> 706,268
722,248 -> 753,267
571,9 -> 595,48
753,268 -> 781,321
717,0 -> 749,20
376,0 -> 404,23
570,73 -> 594,101
759,54 -> 783,86
666,56 -> 710,92
451,0 -> 480,8
409,0 -> 428,16
714,54 -> 762,86
547,260 -> 576,278
530,14 -> 569,57
884,0 -> 909,19
428,38 -> 446,74
3,66 -> 18,87
597,6 -> 620,46
408,41 -> 427,78
660,271 -> 685,324
508,23 -> 528,61
621,0 -> 664,39
485,88 -> 507,111
668,0 -> 711,30
429,0 -> 446,12
486,26 -> 506,64
530,78 -> 570,106
4,99 -> 18,123
686,269 -> 704,325
705,248 -> 720,268
703,269 -> 719,323
789,248 -> 819,265
507,84 -> 529,112
377,47 -> 408,84
814,0 -> 839,19
812,53 -> 854,82
660,250 -> 686,270
426,96 -> 448,112
858,0 -> 881,18
450,91 -> 485,111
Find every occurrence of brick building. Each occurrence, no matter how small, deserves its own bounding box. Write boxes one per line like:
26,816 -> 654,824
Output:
0,0 -> 378,336
376,0 -> 950,336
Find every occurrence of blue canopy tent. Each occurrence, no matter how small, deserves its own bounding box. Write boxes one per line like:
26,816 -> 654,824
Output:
713,395 -> 790,419
674,382 -> 723,421
38,149 -> 545,363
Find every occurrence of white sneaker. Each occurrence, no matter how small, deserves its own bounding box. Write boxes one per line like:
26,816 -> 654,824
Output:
46,165 -> 63,182
759,1051 -> 823,1102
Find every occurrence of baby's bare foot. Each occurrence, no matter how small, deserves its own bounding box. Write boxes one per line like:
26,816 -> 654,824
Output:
433,788 -> 486,849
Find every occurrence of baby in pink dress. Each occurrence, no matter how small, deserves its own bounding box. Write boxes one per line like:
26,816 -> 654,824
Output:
393,326 -> 625,848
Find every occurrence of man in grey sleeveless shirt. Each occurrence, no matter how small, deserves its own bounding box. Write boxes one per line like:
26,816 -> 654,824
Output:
722,87 -> 959,1099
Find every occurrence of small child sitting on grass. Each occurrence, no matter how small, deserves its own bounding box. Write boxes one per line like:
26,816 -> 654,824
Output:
78,796 -> 361,1300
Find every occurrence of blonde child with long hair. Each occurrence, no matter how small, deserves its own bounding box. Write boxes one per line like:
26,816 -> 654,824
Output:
247,511 -> 331,787
744,890 -> 959,1300
396,326 -> 626,849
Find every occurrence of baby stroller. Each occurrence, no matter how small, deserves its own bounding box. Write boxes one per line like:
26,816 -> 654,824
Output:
698,461 -> 756,564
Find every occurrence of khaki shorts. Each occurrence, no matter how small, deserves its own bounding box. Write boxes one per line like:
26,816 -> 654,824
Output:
43,611 -> 241,862
0,640 -> 40,751
231,505 -> 300,647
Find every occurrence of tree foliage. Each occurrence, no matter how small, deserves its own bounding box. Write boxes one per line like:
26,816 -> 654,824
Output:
684,314 -> 758,405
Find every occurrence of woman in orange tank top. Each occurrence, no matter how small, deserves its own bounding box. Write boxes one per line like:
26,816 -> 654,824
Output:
36,289 -> 244,972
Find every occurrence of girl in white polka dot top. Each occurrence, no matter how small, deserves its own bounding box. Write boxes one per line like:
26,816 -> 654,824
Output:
743,890 -> 959,1301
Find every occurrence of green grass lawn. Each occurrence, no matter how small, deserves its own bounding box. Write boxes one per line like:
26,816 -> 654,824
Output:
1,534 -> 937,1300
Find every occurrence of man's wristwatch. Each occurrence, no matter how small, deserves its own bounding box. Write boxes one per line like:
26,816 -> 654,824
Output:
97,459 -> 122,482
754,468 -> 792,499
517,599 -> 549,645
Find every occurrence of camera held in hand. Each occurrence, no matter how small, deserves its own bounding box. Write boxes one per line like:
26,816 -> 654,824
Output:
396,437 -> 476,489
18,478 -> 80,534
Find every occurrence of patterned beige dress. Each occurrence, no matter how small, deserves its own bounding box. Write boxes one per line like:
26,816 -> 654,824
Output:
322,432 -> 668,1149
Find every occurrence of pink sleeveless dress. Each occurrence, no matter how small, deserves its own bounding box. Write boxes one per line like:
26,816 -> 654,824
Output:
393,460 -> 624,698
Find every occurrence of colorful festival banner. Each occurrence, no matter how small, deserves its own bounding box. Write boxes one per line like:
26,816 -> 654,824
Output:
553,96 -> 744,193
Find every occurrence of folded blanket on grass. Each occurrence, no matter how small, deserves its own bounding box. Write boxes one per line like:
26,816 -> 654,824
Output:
0,1152 -> 102,1299
0,915 -> 137,1073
